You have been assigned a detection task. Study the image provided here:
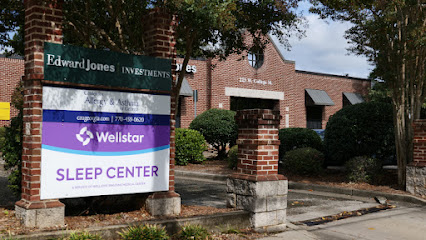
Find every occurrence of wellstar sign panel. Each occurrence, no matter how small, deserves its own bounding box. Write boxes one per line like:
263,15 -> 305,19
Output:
40,86 -> 170,199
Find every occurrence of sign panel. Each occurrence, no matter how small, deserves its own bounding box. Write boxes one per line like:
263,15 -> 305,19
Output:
44,42 -> 172,91
0,102 -> 10,120
40,86 -> 170,199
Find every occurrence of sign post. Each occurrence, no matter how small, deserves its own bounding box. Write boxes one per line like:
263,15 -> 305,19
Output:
17,2 -> 180,228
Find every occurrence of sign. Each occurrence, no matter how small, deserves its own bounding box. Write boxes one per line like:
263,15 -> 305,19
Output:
40,86 -> 170,199
0,102 -> 10,120
238,77 -> 272,86
176,63 -> 197,73
44,42 -> 172,91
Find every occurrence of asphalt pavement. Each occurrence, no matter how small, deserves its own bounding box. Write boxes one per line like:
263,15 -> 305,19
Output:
175,171 -> 426,240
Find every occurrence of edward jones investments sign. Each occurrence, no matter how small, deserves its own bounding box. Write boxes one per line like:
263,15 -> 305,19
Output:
44,42 -> 171,91
40,86 -> 170,199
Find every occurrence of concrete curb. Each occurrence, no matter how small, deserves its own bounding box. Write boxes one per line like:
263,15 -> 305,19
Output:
175,170 -> 229,182
6,211 -> 250,240
289,182 -> 426,206
176,170 -> 426,206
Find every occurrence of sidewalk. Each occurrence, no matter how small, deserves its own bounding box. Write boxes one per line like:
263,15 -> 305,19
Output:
175,170 -> 426,240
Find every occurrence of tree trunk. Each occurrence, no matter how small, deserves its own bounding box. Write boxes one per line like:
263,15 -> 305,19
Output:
394,104 -> 407,189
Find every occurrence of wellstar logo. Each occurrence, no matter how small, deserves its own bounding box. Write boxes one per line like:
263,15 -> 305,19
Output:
76,127 -> 145,146
76,127 -> 94,146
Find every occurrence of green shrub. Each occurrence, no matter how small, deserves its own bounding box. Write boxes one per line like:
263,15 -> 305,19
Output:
0,112 -> 22,196
278,128 -> 323,160
324,101 -> 395,166
119,224 -> 169,240
0,81 -> 23,196
345,156 -> 383,184
226,145 -> 238,170
64,232 -> 102,240
189,109 -> 237,159
282,147 -> 324,175
0,126 -> 5,148
177,225 -> 210,240
175,128 -> 207,166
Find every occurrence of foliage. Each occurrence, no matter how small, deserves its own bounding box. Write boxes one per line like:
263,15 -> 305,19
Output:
0,82 -> 23,196
177,225 -> 211,240
0,127 -> 5,148
227,145 -> 238,170
324,102 -> 395,166
190,109 -> 237,159
345,156 -> 383,184
0,0 -> 304,115
175,128 -> 207,166
119,224 -> 169,240
310,0 -> 426,188
63,232 -> 103,240
278,128 -> 323,160
367,81 -> 392,104
62,0 -> 149,54
282,147 -> 324,175
0,0 -> 24,56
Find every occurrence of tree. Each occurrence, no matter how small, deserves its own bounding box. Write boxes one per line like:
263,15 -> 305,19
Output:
1,0 -> 303,107
157,0 -> 303,107
0,0 -> 24,56
311,0 -> 425,188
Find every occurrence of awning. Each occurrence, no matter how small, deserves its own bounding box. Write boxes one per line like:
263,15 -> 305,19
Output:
343,92 -> 364,105
179,77 -> 193,97
305,89 -> 335,106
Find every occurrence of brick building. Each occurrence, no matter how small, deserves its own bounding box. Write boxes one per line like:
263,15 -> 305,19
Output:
0,39 -> 370,129
176,39 -> 370,129
0,56 -> 24,127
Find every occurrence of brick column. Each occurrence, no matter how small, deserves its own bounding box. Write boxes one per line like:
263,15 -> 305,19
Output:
144,8 -> 181,216
227,109 -> 288,233
15,0 -> 65,228
407,120 -> 426,197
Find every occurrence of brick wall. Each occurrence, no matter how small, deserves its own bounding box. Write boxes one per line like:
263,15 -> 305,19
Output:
177,37 -> 370,129
145,9 -> 178,194
407,120 -> 426,197
0,57 -> 24,127
16,0 -> 63,208
412,120 -> 426,166
233,109 -> 282,180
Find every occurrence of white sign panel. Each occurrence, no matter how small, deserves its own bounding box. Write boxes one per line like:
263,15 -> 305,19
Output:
41,86 -> 170,199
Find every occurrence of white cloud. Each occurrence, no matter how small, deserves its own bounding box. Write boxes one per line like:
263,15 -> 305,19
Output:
273,9 -> 372,79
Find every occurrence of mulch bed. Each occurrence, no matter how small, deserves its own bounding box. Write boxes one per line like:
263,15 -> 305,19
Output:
0,158 -> 422,238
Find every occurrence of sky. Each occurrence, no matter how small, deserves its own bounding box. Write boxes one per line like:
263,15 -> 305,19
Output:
272,1 -> 372,79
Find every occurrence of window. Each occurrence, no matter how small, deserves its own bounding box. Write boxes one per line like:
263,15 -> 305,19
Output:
248,50 -> 264,69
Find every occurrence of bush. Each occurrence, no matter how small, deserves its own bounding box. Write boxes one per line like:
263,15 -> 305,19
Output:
119,224 -> 169,240
175,128 -> 207,166
0,111 -> 22,196
0,81 -> 23,196
63,232 -> 103,240
189,109 -> 237,159
0,127 -> 5,147
282,147 -> 324,175
177,225 -> 211,240
227,145 -> 238,170
278,128 -> 323,160
324,101 -> 395,166
345,156 -> 383,184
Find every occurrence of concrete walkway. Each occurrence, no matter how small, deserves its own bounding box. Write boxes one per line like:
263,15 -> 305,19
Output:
175,170 -> 426,240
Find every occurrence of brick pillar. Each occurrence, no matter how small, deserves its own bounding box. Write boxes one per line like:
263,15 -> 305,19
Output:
227,109 -> 288,233
407,120 -> 426,197
144,8 -> 181,216
15,0 -> 65,228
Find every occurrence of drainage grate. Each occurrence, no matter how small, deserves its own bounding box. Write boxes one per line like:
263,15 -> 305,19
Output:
294,205 -> 396,226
